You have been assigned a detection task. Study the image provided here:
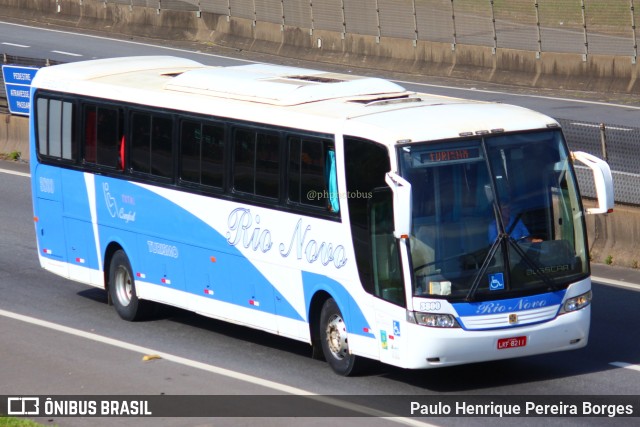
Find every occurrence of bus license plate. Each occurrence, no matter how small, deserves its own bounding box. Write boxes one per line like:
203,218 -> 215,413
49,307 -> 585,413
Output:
497,336 -> 527,350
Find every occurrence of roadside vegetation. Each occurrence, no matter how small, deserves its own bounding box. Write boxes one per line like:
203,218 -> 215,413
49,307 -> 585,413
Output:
0,151 -> 21,161
0,417 -> 45,427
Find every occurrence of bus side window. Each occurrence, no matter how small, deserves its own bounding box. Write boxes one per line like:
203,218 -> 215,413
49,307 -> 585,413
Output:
84,107 -> 97,163
233,128 -> 280,199
288,136 -> 339,212
201,123 -> 224,188
131,112 -> 172,178
36,97 -> 49,157
84,105 -> 121,169
344,137 -> 395,300
180,120 -> 224,188
370,188 -> 404,305
151,116 -> 173,178
180,120 -> 201,184
233,128 -> 257,195
36,97 -> 76,162
255,133 -> 280,199
96,108 -> 120,167
131,112 -> 151,173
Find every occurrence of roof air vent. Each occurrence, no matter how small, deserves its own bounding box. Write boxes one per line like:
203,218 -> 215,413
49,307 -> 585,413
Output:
285,75 -> 345,84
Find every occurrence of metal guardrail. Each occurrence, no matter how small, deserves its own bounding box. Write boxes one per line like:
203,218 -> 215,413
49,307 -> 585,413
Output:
1,54 -> 638,206
558,118 -> 640,206
97,0 -> 640,62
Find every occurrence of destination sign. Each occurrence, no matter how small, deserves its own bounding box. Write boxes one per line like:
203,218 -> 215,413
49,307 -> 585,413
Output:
419,147 -> 481,164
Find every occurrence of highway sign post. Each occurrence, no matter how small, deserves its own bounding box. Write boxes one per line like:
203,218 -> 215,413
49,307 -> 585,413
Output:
2,65 -> 38,116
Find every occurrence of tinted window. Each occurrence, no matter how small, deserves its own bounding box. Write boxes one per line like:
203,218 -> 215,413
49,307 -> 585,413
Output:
84,104 -> 121,168
233,128 -> 280,199
288,136 -> 339,212
344,137 -> 390,294
131,112 -> 173,178
180,120 -> 225,188
36,97 -> 76,161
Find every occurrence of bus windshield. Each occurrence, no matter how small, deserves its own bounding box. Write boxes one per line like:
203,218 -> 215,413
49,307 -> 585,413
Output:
400,130 -> 588,301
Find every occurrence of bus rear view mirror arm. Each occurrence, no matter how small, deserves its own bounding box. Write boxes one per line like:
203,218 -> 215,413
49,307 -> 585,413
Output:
571,151 -> 614,215
385,172 -> 412,239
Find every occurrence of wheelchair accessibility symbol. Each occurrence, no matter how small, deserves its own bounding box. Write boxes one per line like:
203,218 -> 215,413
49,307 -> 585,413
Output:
393,320 -> 400,337
489,273 -> 505,291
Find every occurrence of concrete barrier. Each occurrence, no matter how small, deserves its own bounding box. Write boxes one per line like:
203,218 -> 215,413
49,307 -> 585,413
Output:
0,0 -> 638,94
586,201 -> 640,269
0,112 -> 636,269
0,113 -> 28,161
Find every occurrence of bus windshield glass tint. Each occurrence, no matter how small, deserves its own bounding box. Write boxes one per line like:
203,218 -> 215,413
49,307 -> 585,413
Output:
398,130 -> 588,301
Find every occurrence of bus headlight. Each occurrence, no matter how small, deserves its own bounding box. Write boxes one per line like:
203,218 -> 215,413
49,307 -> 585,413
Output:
561,290 -> 592,314
408,311 -> 460,328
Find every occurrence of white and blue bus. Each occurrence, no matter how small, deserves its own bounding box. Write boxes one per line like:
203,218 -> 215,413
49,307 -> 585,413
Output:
30,56 -> 613,375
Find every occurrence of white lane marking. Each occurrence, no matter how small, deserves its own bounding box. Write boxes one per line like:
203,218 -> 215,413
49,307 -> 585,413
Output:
0,167 -> 30,177
0,308 -> 435,426
0,20 -> 255,63
51,50 -> 83,57
573,165 -> 640,178
2,42 -> 30,48
592,276 -> 640,291
570,122 -> 634,131
609,362 -> 640,372
394,78 -> 640,111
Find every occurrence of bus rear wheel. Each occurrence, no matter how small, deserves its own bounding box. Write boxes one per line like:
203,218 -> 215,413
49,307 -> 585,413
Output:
109,250 -> 151,321
319,298 -> 360,376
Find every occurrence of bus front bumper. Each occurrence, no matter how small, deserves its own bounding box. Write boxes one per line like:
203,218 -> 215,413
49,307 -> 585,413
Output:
402,306 -> 590,369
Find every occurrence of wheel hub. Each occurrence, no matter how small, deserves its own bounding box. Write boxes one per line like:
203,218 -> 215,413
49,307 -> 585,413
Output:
326,314 -> 348,360
114,265 -> 132,307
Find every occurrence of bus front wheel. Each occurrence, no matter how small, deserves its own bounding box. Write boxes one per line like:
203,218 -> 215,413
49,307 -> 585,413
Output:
108,250 -> 150,321
319,298 -> 360,376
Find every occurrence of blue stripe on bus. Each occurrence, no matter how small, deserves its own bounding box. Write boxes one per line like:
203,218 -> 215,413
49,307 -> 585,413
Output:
301,271 -> 375,339
92,175 -> 307,321
36,171 -> 373,331
452,290 -> 566,317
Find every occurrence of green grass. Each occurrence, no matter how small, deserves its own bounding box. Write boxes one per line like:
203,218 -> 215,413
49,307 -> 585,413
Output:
0,417 -> 46,427
0,151 -> 22,161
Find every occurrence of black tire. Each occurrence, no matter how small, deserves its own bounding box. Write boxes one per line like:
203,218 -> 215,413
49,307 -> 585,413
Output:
319,298 -> 361,376
108,250 -> 152,321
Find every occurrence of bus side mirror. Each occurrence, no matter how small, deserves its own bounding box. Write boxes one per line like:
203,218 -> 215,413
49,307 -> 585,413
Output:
384,172 -> 412,238
571,151 -> 614,214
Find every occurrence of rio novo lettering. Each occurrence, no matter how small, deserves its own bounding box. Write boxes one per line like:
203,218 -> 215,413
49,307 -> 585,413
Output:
476,297 -> 548,315
226,208 -> 347,269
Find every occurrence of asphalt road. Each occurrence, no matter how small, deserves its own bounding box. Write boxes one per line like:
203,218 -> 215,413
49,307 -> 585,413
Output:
1,19 -> 640,427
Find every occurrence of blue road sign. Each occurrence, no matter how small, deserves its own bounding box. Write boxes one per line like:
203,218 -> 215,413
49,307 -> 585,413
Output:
2,65 -> 39,116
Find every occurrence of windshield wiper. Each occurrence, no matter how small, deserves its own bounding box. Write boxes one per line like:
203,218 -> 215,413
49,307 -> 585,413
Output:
465,235 -> 503,302
465,234 -> 561,302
